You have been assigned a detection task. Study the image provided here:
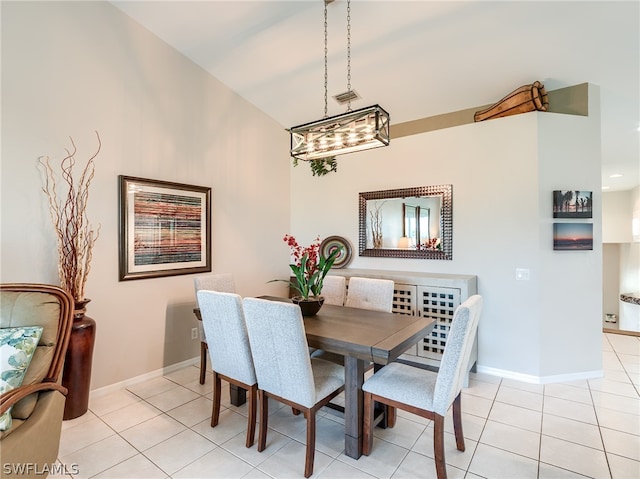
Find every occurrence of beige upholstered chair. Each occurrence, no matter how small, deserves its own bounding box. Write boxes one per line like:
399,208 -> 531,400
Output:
320,275 -> 346,306
196,290 -> 257,448
243,297 -> 345,478
362,295 -> 483,479
0,284 -> 73,477
193,273 -> 236,384
345,277 -> 394,313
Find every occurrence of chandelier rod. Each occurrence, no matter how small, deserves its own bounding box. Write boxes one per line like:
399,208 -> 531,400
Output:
346,0 -> 352,112
323,0 -> 328,118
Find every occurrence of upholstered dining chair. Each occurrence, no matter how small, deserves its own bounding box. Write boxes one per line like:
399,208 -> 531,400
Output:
193,273 -> 236,384
361,295 -> 483,479
320,275 -> 346,306
345,277 -> 394,313
242,297 -> 345,478
196,290 -> 257,448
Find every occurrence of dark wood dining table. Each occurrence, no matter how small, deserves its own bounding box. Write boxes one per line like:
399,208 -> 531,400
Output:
195,299 -> 436,459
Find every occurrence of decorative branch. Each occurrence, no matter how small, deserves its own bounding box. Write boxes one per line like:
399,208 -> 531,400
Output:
369,201 -> 384,248
38,132 -> 101,302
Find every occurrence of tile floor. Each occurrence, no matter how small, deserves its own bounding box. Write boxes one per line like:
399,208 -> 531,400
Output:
54,333 -> 639,478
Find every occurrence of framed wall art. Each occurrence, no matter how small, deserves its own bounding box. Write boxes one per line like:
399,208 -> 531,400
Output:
553,223 -> 593,251
118,176 -> 211,280
553,190 -> 593,218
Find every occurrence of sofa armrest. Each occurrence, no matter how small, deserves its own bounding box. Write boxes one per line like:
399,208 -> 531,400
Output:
0,382 -> 68,416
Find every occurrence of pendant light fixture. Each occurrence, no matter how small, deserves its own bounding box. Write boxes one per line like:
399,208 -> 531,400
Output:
288,0 -> 390,165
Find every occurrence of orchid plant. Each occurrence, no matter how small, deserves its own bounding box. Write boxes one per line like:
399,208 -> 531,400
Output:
276,234 -> 342,300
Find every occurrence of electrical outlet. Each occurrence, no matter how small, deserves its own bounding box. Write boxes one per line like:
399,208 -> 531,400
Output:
515,268 -> 530,281
191,327 -> 198,340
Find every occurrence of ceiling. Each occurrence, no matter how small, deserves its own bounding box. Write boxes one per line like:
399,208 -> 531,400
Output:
112,0 -> 639,192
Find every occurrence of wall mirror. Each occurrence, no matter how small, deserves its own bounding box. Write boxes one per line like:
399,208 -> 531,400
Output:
359,185 -> 453,260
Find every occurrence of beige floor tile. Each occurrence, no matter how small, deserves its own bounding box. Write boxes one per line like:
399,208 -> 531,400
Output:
59,434 -> 138,479
58,416 -> 115,457
591,390 -> 640,415
257,439 -> 334,478
411,425 -> 477,471
543,396 -> 597,424
100,398 -> 162,432
60,410 -> 97,431
538,462 -> 592,478
479,420 -> 540,459
166,396 -> 213,427
465,378 -> 500,400
145,385 -> 200,411
443,411 -> 486,442
144,428 -> 217,475
372,415 -> 427,450
589,378 -> 640,398
191,408 -> 253,445
488,401 -> 542,433
89,388 -> 142,417
495,385 -> 543,412
319,458 -> 378,478
606,335 -> 640,356
542,414 -> 604,450
119,413 -> 186,451
540,435 -> 610,479
461,392 -> 493,418
499,379 -> 544,394
601,427 -> 640,461
172,447 -> 255,479
468,443 -> 538,479
163,364 -> 201,385
544,383 -> 593,404
596,406 -> 640,436
220,428 -> 289,467
292,415 -> 346,458
127,376 -> 180,399
607,452 -> 640,479
339,436 -> 408,479
392,450 -> 465,479
91,453 -> 169,479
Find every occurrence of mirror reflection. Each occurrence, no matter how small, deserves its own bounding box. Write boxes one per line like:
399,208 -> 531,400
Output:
359,185 -> 453,260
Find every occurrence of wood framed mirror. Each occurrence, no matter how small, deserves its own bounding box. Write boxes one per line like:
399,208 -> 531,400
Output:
359,185 -> 453,260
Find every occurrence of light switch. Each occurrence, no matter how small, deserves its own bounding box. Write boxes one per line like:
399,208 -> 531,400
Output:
515,268 -> 530,281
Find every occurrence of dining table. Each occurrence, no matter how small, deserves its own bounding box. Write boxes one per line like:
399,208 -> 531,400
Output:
194,299 -> 436,459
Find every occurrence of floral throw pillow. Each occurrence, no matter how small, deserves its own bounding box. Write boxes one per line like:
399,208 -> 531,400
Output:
0,326 -> 43,431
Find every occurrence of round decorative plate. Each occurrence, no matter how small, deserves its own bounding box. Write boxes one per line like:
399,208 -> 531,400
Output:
321,236 -> 353,269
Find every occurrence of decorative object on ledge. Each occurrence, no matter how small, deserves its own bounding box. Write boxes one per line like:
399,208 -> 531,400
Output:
38,131 -> 102,420
359,185 -> 453,260
118,176 -> 211,280
474,81 -> 548,122
320,236 -> 353,269
288,0 -> 390,176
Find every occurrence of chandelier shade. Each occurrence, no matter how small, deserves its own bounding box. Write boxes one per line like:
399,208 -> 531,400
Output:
289,104 -> 390,161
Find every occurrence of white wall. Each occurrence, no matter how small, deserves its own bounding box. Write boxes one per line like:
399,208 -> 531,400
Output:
603,190 -> 633,242
1,2 -> 291,389
291,94 -> 602,381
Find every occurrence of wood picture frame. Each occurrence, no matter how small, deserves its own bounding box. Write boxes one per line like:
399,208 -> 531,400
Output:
118,176 -> 211,281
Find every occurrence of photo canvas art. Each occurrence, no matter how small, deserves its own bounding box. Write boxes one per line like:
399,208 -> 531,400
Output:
553,223 -> 593,251
553,190 -> 593,218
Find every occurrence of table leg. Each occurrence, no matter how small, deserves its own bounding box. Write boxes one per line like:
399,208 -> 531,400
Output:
230,385 -> 247,407
344,356 -> 365,459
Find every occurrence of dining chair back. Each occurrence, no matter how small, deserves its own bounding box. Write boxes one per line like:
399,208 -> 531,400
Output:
242,297 -> 345,478
196,290 -> 257,448
321,275 -> 346,306
361,294 -> 483,479
193,273 -> 236,384
345,277 -> 394,313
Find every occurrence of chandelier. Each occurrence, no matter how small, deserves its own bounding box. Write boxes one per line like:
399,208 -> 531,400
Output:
288,0 -> 390,164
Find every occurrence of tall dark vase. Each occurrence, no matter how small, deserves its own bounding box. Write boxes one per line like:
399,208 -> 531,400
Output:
62,299 -> 96,420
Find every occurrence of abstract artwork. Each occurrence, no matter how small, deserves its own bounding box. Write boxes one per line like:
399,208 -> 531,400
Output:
118,176 -> 211,280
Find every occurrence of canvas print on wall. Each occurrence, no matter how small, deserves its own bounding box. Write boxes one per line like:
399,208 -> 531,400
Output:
553,223 -> 593,251
553,190 -> 593,218
118,176 -> 211,280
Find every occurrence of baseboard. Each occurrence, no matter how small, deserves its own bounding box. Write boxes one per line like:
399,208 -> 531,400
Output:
89,356 -> 200,399
476,365 -> 603,385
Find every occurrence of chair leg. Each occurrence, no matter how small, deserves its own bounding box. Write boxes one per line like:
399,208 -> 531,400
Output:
245,385 -> 257,448
211,372 -> 222,427
362,392 -> 374,455
304,410 -> 316,478
199,342 -> 207,384
386,405 -> 397,428
258,390 -> 268,452
292,407 -> 301,415
434,414 -> 447,479
452,393 -> 465,452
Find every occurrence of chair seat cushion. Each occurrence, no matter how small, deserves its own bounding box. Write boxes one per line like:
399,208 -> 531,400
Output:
0,326 -> 43,431
309,358 -> 345,406
362,362 -> 437,411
